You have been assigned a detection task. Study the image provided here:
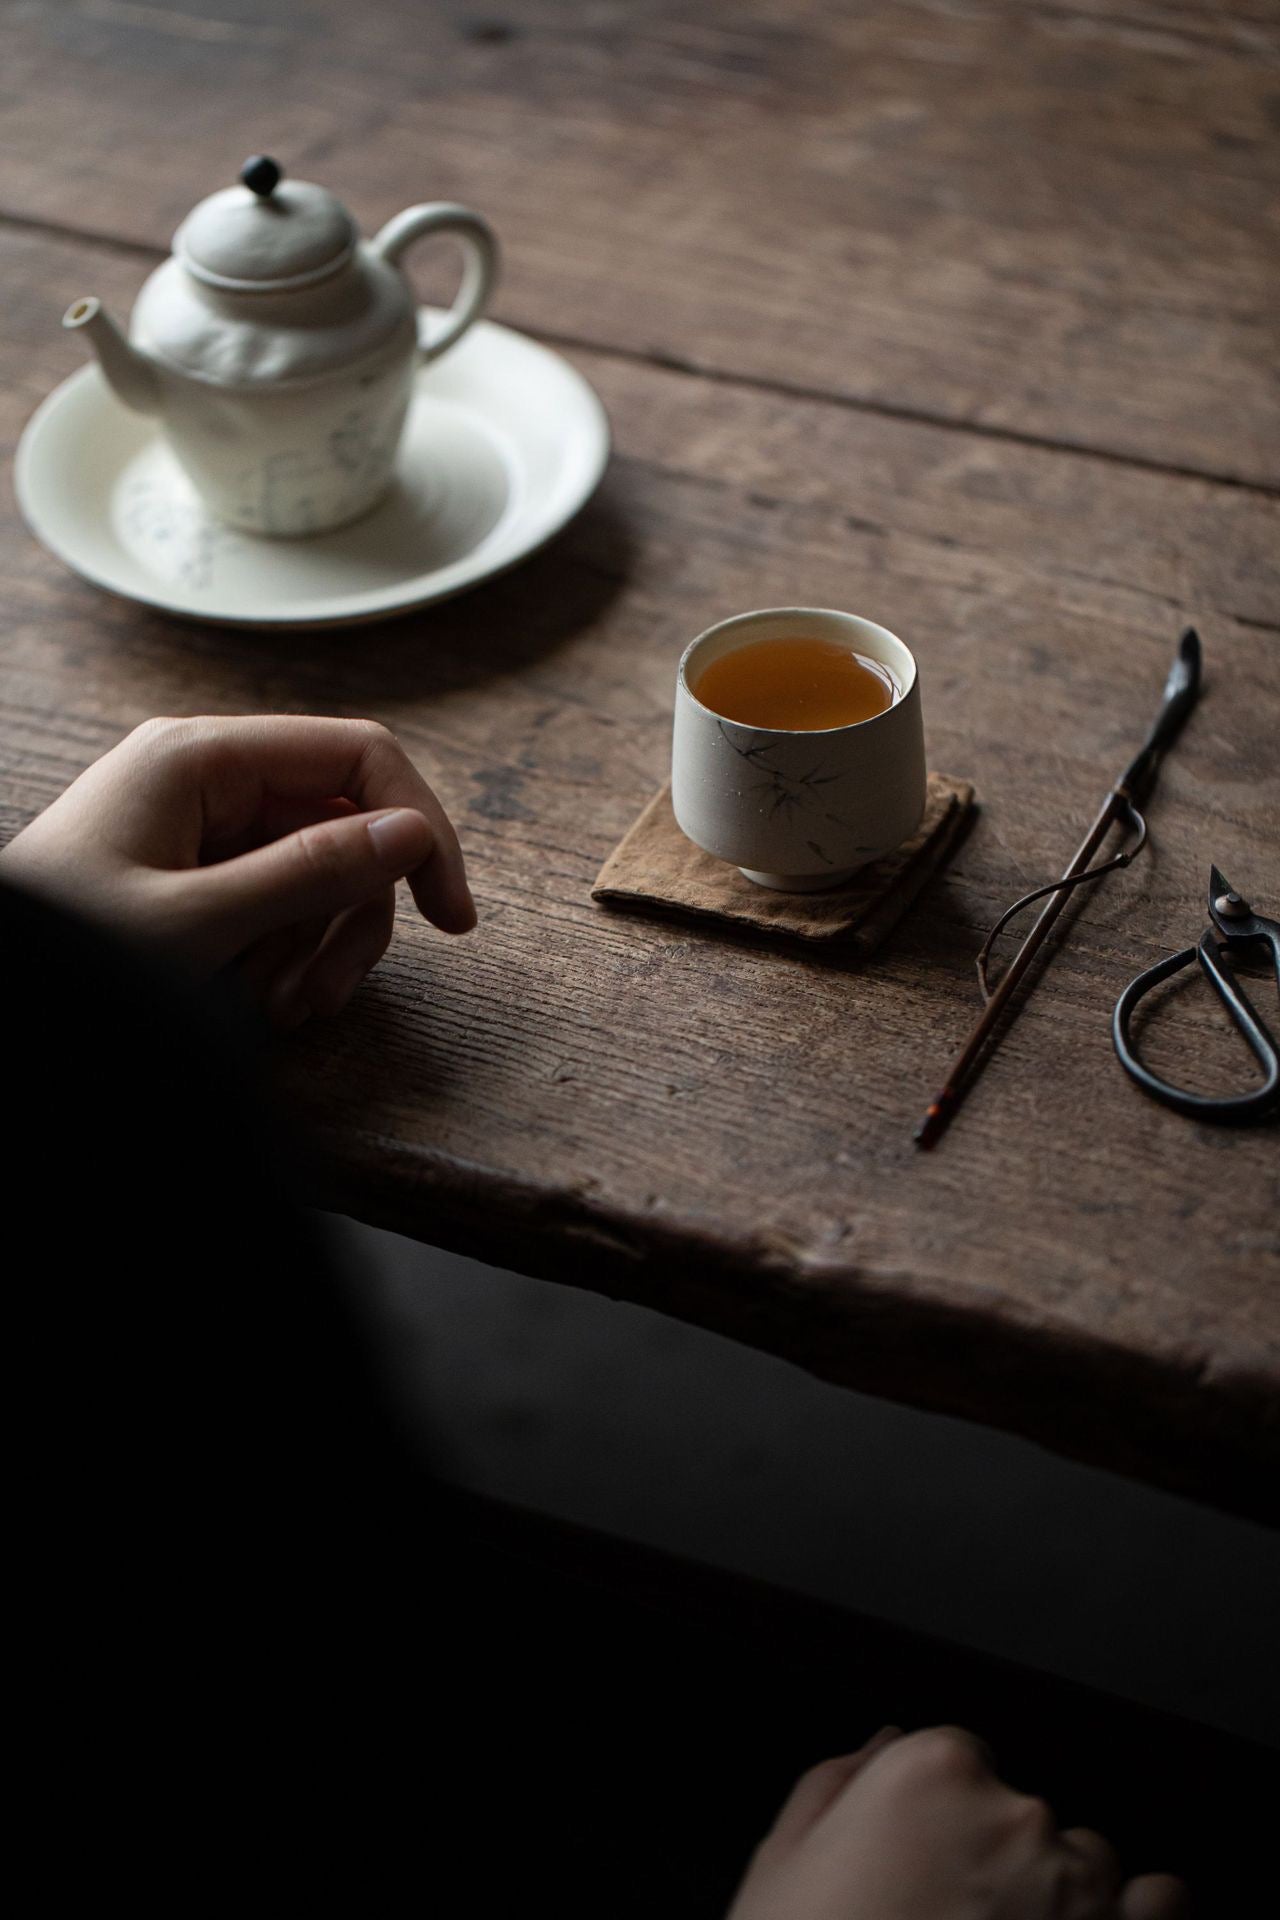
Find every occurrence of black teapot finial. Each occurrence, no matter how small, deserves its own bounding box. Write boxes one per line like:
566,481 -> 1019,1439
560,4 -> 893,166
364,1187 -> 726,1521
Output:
240,155 -> 282,198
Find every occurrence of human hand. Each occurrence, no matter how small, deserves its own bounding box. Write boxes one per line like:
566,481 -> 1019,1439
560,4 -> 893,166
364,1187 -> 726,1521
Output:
0,714 -> 476,1027
728,1726 -> 1188,1920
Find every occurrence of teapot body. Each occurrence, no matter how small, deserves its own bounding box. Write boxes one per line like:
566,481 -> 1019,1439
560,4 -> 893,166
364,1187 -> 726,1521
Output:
149,345 -> 418,537
133,252 -> 420,535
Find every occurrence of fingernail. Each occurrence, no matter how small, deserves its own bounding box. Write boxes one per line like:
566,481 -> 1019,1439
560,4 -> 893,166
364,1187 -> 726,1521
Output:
368,808 -> 432,872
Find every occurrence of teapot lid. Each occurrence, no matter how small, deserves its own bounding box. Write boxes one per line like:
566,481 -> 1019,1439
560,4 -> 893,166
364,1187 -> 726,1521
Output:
173,157 -> 357,293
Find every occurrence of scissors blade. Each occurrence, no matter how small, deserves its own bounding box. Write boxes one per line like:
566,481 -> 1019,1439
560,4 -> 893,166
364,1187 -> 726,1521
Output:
1206,866 -> 1275,945
1208,863 -> 1235,918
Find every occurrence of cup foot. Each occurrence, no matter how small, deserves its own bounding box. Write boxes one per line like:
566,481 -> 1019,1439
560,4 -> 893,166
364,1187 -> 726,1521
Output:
739,866 -> 861,892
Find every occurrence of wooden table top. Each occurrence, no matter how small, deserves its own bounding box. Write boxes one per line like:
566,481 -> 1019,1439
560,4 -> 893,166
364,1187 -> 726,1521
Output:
2,1 -> 1276,1518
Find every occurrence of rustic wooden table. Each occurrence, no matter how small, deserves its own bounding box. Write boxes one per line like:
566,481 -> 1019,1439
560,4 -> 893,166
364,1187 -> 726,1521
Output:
2,2 -> 1276,1518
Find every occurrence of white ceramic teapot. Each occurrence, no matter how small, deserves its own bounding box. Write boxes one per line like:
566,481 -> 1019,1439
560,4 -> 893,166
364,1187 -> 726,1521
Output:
63,156 -> 498,536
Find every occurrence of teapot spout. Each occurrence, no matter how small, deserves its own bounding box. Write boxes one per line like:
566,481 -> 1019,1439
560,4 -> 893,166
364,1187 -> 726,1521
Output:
63,297 -> 161,414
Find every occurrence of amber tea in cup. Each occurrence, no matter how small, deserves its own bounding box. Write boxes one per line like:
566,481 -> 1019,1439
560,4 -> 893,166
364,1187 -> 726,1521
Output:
691,635 -> 898,731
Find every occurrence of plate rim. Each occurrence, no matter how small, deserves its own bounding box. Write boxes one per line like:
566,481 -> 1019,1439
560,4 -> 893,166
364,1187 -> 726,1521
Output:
14,315 -> 611,630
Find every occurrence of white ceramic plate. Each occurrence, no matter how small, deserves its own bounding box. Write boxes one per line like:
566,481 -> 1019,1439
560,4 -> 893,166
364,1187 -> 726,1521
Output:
15,311 -> 610,628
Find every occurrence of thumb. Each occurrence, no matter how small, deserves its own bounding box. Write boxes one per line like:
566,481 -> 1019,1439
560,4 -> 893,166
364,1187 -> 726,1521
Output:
182,807 -> 436,966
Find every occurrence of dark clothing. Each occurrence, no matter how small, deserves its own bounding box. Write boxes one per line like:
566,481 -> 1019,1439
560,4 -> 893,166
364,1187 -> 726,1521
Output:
5,882 -> 421,1893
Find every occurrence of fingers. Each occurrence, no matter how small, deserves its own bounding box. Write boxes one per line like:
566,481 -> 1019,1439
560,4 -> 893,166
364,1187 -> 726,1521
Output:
1120,1874 -> 1191,1919
765,1728 -> 903,1850
172,716 -> 475,934
1062,1830 -> 1188,1918
229,893 -> 396,1029
206,794 -> 359,864
1059,1827 -> 1122,1896
233,916 -> 329,1009
181,806 -> 434,968
272,890 -> 396,1025
879,1725 -> 997,1787
347,722 -> 476,935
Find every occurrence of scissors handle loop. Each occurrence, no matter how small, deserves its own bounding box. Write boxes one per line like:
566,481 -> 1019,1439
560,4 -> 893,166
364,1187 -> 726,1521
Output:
1112,929 -> 1280,1122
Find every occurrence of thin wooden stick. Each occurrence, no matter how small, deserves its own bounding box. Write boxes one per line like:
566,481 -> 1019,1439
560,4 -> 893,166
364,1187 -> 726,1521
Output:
914,791 -> 1122,1148
914,628 -> 1203,1150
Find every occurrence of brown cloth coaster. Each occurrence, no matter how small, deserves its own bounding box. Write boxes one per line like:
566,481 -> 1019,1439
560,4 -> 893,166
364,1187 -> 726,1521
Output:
592,773 -> 976,953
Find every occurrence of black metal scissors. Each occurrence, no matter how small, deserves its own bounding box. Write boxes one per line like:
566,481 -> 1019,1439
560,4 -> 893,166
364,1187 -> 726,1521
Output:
1112,866 -> 1280,1122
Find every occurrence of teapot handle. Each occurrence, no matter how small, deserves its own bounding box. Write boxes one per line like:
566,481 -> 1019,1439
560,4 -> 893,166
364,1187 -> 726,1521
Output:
371,203 -> 499,366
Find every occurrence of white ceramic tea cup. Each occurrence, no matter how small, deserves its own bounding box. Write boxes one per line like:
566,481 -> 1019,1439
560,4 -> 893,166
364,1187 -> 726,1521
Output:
671,607 -> 926,890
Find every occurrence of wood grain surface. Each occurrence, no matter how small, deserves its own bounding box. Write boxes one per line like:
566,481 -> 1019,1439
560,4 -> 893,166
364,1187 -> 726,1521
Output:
1,0 -> 1277,484
1,2 -> 1277,1516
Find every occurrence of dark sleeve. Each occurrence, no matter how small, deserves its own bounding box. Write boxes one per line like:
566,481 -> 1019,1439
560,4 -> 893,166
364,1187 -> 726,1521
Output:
2,880 -> 428,1806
